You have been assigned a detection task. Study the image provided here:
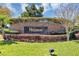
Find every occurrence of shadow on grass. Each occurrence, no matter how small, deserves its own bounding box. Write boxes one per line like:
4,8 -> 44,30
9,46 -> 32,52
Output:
50,54 -> 58,56
0,40 -> 17,45
74,40 -> 79,43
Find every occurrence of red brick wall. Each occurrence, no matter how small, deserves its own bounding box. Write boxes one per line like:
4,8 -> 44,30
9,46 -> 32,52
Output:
5,34 -> 67,42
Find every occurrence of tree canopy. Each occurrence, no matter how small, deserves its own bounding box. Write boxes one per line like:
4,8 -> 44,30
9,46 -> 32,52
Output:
0,6 -> 12,27
21,3 -> 44,17
56,3 -> 79,41
0,6 -> 11,16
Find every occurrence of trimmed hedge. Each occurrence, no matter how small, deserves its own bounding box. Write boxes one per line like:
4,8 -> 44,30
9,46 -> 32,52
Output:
4,29 -> 20,34
4,34 -> 67,42
0,28 -> 20,34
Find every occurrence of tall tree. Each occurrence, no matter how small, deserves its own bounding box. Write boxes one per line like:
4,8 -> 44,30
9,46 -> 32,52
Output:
56,3 -> 79,41
0,6 -> 11,41
21,3 -> 44,17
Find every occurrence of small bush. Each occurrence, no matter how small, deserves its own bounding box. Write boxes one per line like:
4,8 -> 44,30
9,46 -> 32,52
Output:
4,29 -> 20,34
69,32 -> 76,40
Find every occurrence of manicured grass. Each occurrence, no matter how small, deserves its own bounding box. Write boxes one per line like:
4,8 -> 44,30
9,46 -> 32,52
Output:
0,40 -> 79,56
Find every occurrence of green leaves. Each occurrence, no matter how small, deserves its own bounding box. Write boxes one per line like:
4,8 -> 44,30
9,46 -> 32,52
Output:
0,6 -> 11,26
21,3 -> 44,17
0,15 -> 11,24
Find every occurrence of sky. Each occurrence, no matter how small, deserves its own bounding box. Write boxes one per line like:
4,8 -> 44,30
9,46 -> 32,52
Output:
0,3 -> 79,18
0,3 -> 62,18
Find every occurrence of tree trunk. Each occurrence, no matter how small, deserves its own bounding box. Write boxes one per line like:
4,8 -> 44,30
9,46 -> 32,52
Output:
65,25 -> 70,41
1,23 -> 7,41
2,27 -> 5,40
1,21 -> 4,40
2,28 -> 9,41
1,21 -> 7,41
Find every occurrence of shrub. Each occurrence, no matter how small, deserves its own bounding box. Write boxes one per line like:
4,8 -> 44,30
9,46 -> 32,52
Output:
69,32 -> 76,40
4,29 -> 20,34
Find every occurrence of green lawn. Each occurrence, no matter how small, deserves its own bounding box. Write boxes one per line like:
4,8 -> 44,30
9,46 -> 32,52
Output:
0,40 -> 79,56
